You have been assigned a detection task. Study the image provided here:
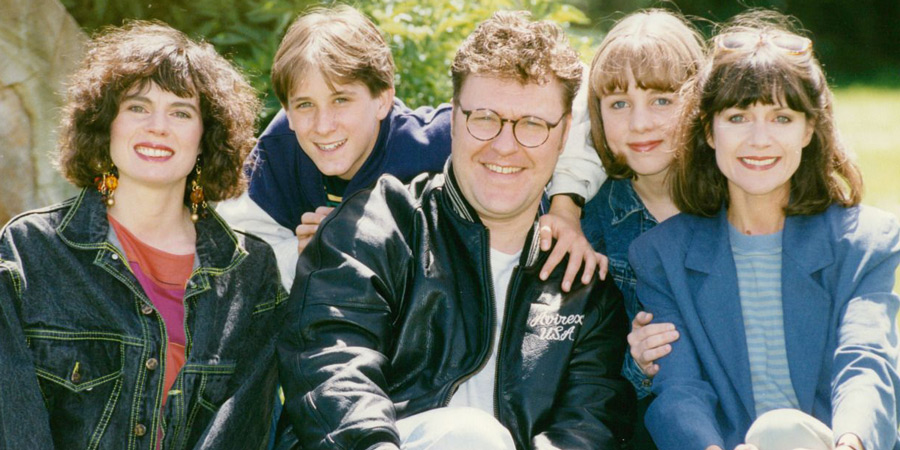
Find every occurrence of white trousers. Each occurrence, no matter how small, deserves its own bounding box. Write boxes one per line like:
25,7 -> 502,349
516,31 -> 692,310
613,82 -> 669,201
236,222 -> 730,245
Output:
745,409 -> 834,450
397,407 -> 517,450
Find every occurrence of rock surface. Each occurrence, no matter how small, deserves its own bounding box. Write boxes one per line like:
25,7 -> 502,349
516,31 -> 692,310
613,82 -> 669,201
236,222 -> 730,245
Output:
0,0 -> 84,224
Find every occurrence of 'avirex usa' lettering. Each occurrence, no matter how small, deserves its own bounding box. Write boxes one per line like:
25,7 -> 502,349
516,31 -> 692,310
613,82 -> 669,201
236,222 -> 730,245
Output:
529,313 -> 585,341
528,312 -> 584,328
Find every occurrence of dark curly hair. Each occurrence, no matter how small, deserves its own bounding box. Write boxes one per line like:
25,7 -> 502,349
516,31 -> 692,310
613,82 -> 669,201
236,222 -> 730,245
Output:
451,10 -> 582,114
671,10 -> 862,217
56,20 -> 261,204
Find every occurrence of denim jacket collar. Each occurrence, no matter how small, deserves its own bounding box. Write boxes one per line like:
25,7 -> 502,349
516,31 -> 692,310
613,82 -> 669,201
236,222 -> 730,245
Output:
57,188 -> 248,279
441,161 -> 542,269
607,178 -> 650,226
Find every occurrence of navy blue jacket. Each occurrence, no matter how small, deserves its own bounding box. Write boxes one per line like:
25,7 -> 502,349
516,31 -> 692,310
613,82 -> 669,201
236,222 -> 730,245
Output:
246,100 -> 451,230
217,100 -> 451,287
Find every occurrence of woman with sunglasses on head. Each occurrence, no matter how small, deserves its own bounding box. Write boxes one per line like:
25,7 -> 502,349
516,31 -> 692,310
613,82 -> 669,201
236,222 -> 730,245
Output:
629,10 -> 900,450
0,22 -> 288,449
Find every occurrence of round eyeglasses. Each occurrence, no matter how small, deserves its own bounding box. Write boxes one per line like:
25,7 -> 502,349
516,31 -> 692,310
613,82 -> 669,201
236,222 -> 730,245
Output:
715,31 -> 812,56
457,105 -> 566,148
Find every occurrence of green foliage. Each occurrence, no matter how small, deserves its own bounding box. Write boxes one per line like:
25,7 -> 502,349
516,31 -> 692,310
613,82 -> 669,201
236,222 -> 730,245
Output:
60,0 -> 593,123
832,87 -> 900,218
55,0 -> 900,127
831,87 -> 900,291
60,0 -> 320,122
362,0 -> 594,108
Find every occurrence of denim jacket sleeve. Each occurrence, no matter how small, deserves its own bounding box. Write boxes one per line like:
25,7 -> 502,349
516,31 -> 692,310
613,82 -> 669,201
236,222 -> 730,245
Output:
622,350 -> 653,399
217,191 -> 299,291
190,239 -> 289,449
0,258 -> 54,449
581,197 -> 652,399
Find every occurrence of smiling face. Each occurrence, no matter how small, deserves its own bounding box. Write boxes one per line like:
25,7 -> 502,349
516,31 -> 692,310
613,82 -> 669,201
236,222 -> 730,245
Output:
600,72 -> 681,179
451,75 -> 569,228
109,81 -> 203,193
285,70 -> 394,180
708,101 -> 814,205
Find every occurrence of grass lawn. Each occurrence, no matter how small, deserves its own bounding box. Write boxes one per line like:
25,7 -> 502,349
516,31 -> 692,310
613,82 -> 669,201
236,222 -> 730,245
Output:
832,86 -> 900,291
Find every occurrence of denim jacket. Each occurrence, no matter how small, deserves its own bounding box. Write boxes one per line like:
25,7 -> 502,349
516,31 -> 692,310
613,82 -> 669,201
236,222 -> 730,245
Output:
0,188 -> 289,450
582,178 -> 658,399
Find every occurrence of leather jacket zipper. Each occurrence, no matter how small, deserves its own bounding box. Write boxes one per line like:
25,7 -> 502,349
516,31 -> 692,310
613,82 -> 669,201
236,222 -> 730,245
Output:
442,229 -> 497,406
493,266 -> 521,420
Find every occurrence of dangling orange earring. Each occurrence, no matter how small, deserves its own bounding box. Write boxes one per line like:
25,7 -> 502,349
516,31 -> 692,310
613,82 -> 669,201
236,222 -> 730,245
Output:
190,161 -> 206,223
94,166 -> 118,207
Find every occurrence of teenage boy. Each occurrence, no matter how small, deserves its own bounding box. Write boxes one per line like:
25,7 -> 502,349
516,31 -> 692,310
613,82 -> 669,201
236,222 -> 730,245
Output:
217,5 -> 451,288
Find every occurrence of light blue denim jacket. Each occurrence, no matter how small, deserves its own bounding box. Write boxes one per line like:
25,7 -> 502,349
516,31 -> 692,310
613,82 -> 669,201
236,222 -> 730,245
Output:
582,178 -> 657,399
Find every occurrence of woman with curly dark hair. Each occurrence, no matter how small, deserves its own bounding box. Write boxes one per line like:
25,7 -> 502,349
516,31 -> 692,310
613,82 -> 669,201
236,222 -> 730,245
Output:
0,21 -> 287,449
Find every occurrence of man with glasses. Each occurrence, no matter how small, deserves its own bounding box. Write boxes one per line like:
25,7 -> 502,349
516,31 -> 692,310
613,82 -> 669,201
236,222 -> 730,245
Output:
277,11 -> 634,450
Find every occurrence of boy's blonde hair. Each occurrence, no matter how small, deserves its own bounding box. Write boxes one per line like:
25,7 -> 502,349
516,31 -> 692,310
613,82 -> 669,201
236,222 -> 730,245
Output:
271,5 -> 394,107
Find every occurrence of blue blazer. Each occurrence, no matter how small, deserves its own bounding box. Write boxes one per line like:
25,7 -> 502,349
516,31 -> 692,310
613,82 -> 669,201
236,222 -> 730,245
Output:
628,204 -> 900,450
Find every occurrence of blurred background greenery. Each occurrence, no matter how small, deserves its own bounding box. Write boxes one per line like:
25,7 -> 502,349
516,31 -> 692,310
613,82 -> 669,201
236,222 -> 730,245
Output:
57,0 -> 900,286
58,0 -> 596,119
59,0 -> 900,117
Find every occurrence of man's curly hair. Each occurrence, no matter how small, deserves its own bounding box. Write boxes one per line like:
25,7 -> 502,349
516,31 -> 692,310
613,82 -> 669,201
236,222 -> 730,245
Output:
56,20 -> 261,204
451,11 -> 582,113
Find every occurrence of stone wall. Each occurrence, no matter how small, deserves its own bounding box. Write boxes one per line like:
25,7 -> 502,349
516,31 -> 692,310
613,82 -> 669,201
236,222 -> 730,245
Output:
0,0 -> 85,224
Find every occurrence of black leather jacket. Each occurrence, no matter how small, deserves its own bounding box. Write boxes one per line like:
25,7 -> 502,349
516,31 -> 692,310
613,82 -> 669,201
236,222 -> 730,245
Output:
279,164 -> 635,449
0,188 -> 289,449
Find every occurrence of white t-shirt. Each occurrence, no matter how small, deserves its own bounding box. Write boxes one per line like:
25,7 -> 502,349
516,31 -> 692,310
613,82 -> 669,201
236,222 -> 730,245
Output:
447,248 -> 521,414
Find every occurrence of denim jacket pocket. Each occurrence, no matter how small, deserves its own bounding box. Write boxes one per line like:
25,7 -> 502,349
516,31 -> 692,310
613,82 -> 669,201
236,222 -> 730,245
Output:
25,330 -> 126,449
179,362 -> 236,446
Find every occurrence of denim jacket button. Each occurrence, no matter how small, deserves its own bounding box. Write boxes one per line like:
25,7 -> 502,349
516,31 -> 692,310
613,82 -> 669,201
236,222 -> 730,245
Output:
145,358 -> 159,371
641,378 -> 652,387
111,253 -> 119,261
140,304 -> 154,315
133,423 -> 147,437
